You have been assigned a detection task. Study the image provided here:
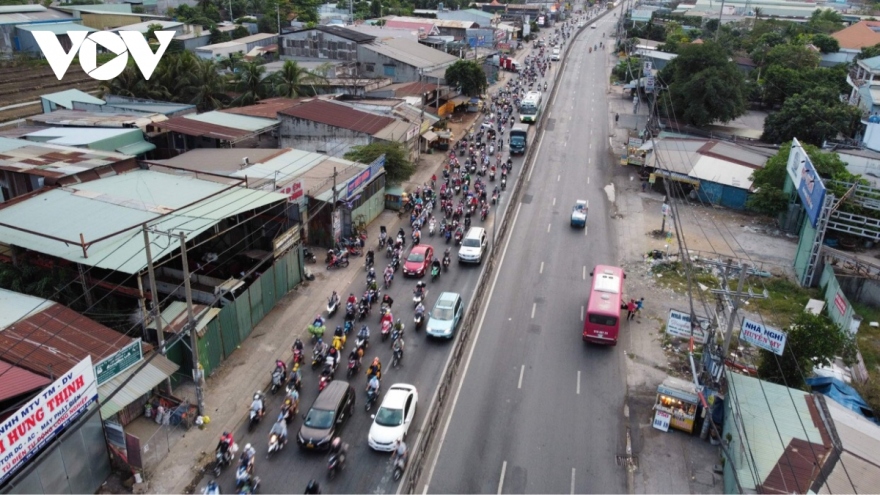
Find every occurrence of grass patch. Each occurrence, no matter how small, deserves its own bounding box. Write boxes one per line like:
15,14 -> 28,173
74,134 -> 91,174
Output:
851,301 -> 880,373
746,276 -> 821,328
854,371 -> 880,417
651,262 -> 719,293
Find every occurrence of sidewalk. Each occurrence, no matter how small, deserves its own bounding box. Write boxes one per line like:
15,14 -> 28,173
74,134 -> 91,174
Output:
144,70 -> 520,495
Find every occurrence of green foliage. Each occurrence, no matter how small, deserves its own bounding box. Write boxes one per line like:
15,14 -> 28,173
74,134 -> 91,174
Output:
269,60 -> 325,98
0,0 -> 29,5
209,27 -> 231,43
230,60 -> 270,106
762,87 -> 863,145
444,60 -> 487,97
856,43 -> 880,62
611,57 -> 640,83
231,25 -> 251,39
661,41 -> 747,127
811,33 -> 839,53
623,21 -> 666,43
763,43 -> 819,71
746,187 -> 790,215
757,311 -> 856,390
344,142 -> 414,185
761,65 -> 848,108
806,8 -> 845,34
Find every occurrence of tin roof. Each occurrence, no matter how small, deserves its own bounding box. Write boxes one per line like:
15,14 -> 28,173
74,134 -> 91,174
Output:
819,399 -> 880,493
16,22 -> 95,34
279,99 -> 395,135
0,289 -> 135,378
24,127 -> 143,146
0,360 -> 51,402
154,116 -> 255,140
361,37 -> 457,69
220,98 -> 307,119
40,89 -> 105,109
184,110 -> 278,130
195,32 -> 277,51
0,136 -> 131,179
0,169 -> 287,274
148,148 -> 286,176
27,109 -> 168,129
0,7 -> 71,25
111,19 -> 183,33
373,119 -> 415,142
315,24 -> 376,43
231,148 -> 357,188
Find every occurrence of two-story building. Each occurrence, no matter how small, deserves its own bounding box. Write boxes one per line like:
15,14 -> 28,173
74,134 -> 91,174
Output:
280,24 -> 375,61
847,55 -> 880,116
357,37 -> 458,83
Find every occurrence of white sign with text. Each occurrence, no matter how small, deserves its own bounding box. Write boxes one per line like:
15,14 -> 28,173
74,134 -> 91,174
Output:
740,318 -> 787,355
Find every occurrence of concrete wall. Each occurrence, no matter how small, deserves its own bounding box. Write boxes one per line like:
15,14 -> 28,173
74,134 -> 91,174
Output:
280,29 -> 358,61
278,115 -> 373,157
80,13 -> 142,30
356,46 -> 421,83
437,11 -> 493,25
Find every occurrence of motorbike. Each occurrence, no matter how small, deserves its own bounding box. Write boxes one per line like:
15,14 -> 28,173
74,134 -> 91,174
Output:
443,252 -> 450,271
281,398 -> 296,424
379,226 -> 387,248
414,312 -> 424,330
393,455 -> 407,481
384,271 -> 393,289
489,170 -> 496,181
318,369 -> 334,392
303,247 -> 317,264
308,323 -> 325,344
381,320 -> 392,342
429,220 -> 436,236
413,290 -> 425,308
345,303 -> 356,321
444,229 -> 452,244
248,407 -> 262,433
391,323 -> 404,345
327,449 -> 346,479
347,357 -> 360,378
270,367 -> 285,395
268,433 -> 283,457
292,347 -> 304,366
392,346 -> 403,368
355,335 -> 369,352
454,229 -> 464,246
501,177 -> 507,191
480,207 -> 488,222
391,255 -> 401,272
365,388 -> 380,412
492,192 -> 499,205
311,347 -> 327,370
344,320 -> 355,335
326,255 -> 349,270
431,263 -> 441,281
358,303 -> 369,321
327,294 -> 339,317
213,447 -> 233,477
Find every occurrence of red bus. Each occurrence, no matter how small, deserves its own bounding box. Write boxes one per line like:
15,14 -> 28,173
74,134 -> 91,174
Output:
583,265 -> 625,345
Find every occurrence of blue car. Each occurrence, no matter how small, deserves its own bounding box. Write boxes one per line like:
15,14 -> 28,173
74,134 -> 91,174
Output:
426,292 -> 464,339
571,200 -> 588,227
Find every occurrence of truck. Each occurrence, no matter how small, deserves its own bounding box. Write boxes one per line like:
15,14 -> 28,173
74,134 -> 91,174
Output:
499,55 -> 521,72
509,125 -> 528,155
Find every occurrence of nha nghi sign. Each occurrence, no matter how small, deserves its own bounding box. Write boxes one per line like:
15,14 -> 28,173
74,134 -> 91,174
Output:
33,31 -> 175,81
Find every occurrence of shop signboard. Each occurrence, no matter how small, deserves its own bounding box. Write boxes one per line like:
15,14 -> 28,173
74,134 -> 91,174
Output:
652,410 -> 671,432
740,318 -> 787,355
665,309 -> 709,344
628,137 -> 643,147
0,356 -> 97,484
537,15 -> 546,26
794,139 -> 826,228
834,291 -> 848,316
786,138 -> 805,189
94,339 -> 142,385
331,210 -> 342,244
346,168 -> 372,199
278,180 -> 304,205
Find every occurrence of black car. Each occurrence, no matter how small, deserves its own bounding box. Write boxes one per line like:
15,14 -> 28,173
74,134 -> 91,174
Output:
297,381 -> 355,451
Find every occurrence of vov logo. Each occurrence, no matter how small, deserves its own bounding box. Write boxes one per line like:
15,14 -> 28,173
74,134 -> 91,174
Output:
33,31 -> 175,81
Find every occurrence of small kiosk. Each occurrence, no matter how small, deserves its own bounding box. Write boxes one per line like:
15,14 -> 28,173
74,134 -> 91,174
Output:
653,376 -> 700,434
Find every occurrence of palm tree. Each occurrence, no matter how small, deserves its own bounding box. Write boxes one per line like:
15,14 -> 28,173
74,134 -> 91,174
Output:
185,57 -> 230,111
754,7 -> 762,27
269,60 -> 326,98
230,59 -> 269,106
99,64 -> 145,98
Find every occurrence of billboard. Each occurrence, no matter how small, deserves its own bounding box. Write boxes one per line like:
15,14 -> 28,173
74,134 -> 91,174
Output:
0,357 -> 98,484
665,309 -> 710,344
791,138 -> 826,228
740,318 -> 787,356
786,138 -> 806,189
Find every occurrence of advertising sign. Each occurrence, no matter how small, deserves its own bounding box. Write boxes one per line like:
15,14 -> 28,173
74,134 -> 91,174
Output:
834,292 -> 848,316
273,224 -> 300,259
0,357 -> 97,484
740,318 -> 787,356
665,309 -> 709,344
795,139 -> 826,228
537,15 -> 546,26
787,138 -> 806,189
278,180 -> 304,205
368,154 -> 386,177
94,339 -> 142,386
346,168 -> 372,198
652,410 -> 671,432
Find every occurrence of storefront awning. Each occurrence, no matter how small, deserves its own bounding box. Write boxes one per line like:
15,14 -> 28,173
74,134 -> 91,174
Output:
653,169 -> 701,187
115,141 -> 156,156
98,354 -> 179,418
450,95 -> 469,106
422,131 -> 438,142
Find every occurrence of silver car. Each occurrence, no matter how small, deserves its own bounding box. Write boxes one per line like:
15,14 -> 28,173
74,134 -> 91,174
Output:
426,292 -> 464,339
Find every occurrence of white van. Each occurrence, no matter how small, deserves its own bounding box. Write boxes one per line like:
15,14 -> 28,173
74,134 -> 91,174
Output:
458,227 -> 488,264
551,48 -> 561,61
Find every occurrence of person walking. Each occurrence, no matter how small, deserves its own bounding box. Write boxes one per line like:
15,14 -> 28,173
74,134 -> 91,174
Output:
635,297 -> 644,321
626,299 -> 636,321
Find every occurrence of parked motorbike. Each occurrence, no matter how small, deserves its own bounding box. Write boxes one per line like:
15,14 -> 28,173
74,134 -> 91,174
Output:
303,247 -> 317,264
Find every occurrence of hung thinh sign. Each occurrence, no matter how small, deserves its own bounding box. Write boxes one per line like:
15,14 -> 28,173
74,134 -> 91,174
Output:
33,31 -> 174,81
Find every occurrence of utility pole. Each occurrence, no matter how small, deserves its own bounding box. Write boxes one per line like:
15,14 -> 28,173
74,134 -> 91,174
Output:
714,0 -> 725,42
178,232 -> 205,416
660,195 -> 668,234
142,225 -> 170,391
332,167 -> 339,246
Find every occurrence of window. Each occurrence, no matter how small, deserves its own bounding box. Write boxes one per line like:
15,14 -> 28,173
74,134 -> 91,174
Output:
588,314 -> 618,326
384,65 -> 396,77
365,63 -> 375,72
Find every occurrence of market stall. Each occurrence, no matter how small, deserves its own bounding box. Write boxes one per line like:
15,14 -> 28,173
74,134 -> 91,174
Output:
653,376 -> 701,434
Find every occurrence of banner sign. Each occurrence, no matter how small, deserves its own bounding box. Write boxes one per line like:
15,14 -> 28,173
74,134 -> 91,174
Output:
740,318 -> 787,355
834,292 -> 848,316
652,410 -> 671,432
665,309 -> 709,344
94,339 -> 142,385
0,356 -> 97,484
786,138 -> 805,189
792,138 -> 826,228
278,180 -> 304,205
346,154 -> 386,199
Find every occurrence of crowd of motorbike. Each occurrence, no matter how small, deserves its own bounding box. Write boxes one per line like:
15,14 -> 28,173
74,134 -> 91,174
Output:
202,12 -> 600,494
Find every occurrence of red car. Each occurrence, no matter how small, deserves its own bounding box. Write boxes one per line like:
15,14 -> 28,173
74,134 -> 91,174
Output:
403,245 -> 434,277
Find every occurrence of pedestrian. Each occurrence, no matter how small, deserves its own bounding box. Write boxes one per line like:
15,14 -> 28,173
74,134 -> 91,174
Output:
626,299 -> 636,321
641,181 -> 647,192
636,297 -> 644,318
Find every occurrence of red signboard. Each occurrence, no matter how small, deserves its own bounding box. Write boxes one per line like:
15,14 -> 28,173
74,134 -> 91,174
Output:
834,292 -> 848,315
278,181 -> 304,204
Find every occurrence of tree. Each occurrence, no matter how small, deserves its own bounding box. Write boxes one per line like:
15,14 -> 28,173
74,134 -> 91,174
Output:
231,25 -> 251,39
762,87 -> 862,145
811,33 -> 839,53
761,65 -> 848,108
806,8 -> 845,34
856,42 -> 880,61
661,42 -> 747,127
269,60 -> 325,97
444,60 -> 487,97
370,0 -> 382,17
230,60 -> 270,106
763,43 -> 820,71
757,311 -> 856,390
344,142 -> 414,184
210,27 -> 230,43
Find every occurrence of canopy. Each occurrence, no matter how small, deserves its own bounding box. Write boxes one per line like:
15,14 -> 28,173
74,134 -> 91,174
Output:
98,354 -> 178,418
422,131 -> 438,142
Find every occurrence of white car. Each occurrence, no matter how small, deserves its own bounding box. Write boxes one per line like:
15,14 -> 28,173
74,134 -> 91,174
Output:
368,384 -> 418,451
591,24 -> 597,29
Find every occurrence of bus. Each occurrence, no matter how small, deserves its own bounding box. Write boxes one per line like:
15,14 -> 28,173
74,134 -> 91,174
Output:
509,125 -> 528,155
583,265 -> 626,345
519,91 -> 542,123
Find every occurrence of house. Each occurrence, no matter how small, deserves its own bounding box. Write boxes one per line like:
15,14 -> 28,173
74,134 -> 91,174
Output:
644,137 -> 772,210
72,94 -> 196,118
280,25 -> 375,61
152,110 -> 279,151
0,4 -> 74,54
110,19 -> 184,34
358,37 -> 458,83
635,48 -> 677,70
847,55 -> 880,116
21,127 -> 156,157
379,17 -> 440,39
0,136 -> 137,202
344,24 -> 421,42
436,8 -> 497,27
384,16 -> 476,40
173,23 -> 236,51
26,108 -> 169,133
40,89 -> 105,114
194,32 -> 277,60
14,22 -> 95,54
723,372 -> 880,494
56,3 -> 166,30
148,147 -> 387,246
277,98 -> 417,158
833,20 -> 880,51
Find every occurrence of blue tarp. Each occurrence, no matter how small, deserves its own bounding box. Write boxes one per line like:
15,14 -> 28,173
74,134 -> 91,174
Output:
806,376 -> 879,424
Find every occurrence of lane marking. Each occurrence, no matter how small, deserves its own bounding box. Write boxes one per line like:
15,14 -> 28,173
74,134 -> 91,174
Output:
498,461 -> 507,495
540,261 -> 544,274
552,197 -> 556,206
547,223 -> 551,233
531,302 -> 537,319
518,365 -> 525,389
589,143 -> 592,149
583,266 -> 586,280
571,468 -> 576,494
587,176 -> 590,184
588,158 -> 591,165
581,305 -> 584,322
423,202 -> 523,490
528,131 -> 545,182
577,371 -> 581,395
557,174 -> 561,182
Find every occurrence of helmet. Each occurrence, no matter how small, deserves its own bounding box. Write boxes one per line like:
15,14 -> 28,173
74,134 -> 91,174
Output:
245,443 -> 252,451
253,393 -> 260,400
396,318 -> 401,324
373,357 -> 380,365
336,325 -> 342,332
317,338 -> 323,345
331,437 -> 341,449
223,431 -> 229,437
293,363 -> 300,371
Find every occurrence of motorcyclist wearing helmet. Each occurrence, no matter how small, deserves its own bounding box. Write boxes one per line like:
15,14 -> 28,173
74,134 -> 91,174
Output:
347,293 -> 357,306
240,443 -> 256,473
313,314 -> 325,328
366,357 -> 382,379
329,437 -> 349,467
414,281 -> 426,298
366,373 -> 381,394
292,338 -> 304,355
392,439 -> 408,465
415,302 -> 426,317
305,480 -> 321,494
269,414 -> 288,445
392,336 -> 405,357
357,324 -> 370,343
382,293 -> 394,308
250,392 -> 264,419
216,431 -> 234,460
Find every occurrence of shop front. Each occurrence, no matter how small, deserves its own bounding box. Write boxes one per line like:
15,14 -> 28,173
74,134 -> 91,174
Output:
653,376 -> 701,434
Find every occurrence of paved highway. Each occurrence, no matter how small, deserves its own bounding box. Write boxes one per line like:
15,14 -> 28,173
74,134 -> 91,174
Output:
423,11 -> 628,495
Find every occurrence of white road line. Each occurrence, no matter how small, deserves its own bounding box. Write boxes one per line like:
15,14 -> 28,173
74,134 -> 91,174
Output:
589,143 -> 592,149
557,174 -> 561,182
581,305 -> 584,321
528,131 -> 545,182
585,226 -> 589,236
423,485 -> 429,495
518,365 -> 525,389
498,461 -> 507,495
547,223 -> 551,233
577,371 -> 581,395
540,261 -> 544,274
587,176 -> 590,184
588,158 -> 591,164
531,302 -> 537,319
552,197 -> 556,206
423,202 -> 522,490
571,468 -> 576,494
583,266 -> 586,280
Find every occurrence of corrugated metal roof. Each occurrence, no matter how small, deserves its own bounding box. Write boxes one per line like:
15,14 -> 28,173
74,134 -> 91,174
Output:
0,9 -> 71,25
41,89 -> 105,109
823,398 -> 880,469
382,18 -> 439,34
16,22 -> 95,34
184,110 -> 279,131
154,116 -> 252,140
146,301 -> 216,334
220,97 -> 306,120
387,16 -> 476,29
25,127 -> 142,146
111,20 -> 182,33
0,360 -> 51,402
0,300 -> 135,378
0,169 -> 288,274
195,32 -> 277,51
0,5 -> 47,14
373,119 -> 415,142
230,148 -> 343,184
726,373 -> 830,493
98,354 -> 178,418
306,160 -> 367,201
279,99 -> 395,135
362,37 -> 457,69
0,136 -> 131,179
315,24 -> 375,43
0,288 -> 54,331
148,148 -> 285,175
115,140 -> 156,156
690,155 -> 754,189
27,109 -> 168,129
